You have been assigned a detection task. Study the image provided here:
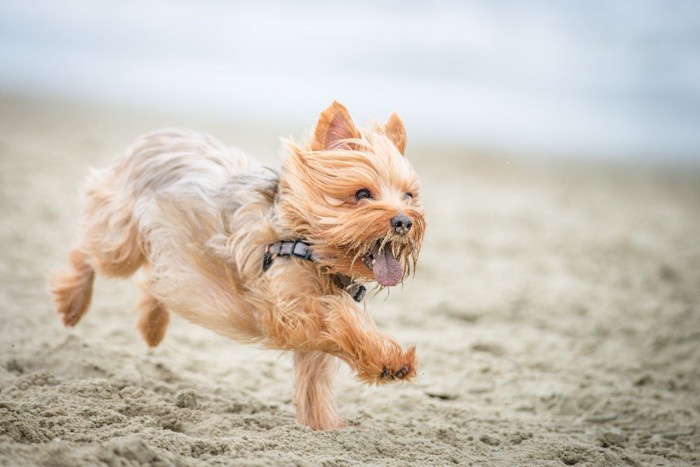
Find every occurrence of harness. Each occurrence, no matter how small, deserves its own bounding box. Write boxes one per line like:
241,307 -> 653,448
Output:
262,240 -> 366,303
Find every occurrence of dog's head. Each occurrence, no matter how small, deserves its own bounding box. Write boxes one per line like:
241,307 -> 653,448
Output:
280,101 -> 426,286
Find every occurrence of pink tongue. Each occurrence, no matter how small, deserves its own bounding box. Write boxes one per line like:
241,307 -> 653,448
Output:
371,245 -> 404,286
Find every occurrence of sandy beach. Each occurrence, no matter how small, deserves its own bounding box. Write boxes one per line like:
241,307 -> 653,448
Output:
1,93 -> 699,466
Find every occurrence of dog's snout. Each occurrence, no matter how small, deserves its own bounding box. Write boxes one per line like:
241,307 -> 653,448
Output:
390,214 -> 412,234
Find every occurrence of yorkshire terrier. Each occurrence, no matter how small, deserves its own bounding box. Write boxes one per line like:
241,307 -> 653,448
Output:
50,101 -> 426,430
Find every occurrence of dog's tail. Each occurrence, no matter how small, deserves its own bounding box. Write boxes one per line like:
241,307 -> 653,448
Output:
49,247 -> 95,327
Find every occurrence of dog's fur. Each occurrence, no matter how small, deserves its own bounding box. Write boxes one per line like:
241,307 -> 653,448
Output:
50,101 -> 426,430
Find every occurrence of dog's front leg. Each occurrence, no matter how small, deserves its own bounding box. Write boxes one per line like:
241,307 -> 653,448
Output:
259,291 -> 416,428
265,295 -> 416,384
321,296 -> 418,385
293,350 -> 342,430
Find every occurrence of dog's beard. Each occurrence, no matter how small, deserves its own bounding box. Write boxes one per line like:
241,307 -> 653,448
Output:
312,211 -> 424,287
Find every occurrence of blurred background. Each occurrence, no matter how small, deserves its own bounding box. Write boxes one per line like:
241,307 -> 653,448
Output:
1,0 -> 699,164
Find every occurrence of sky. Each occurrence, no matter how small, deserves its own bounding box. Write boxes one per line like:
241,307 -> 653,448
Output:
1,0 -> 699,164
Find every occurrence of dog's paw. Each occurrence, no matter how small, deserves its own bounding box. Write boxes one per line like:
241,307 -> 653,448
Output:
350,344 -> 418,385
379,365 -> 410,381
378,346 -> 417,383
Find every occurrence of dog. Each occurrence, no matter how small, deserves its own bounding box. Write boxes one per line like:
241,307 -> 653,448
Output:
50,101 -> 426,430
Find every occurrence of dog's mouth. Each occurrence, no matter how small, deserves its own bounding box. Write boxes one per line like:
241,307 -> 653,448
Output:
362,240 -> 404,287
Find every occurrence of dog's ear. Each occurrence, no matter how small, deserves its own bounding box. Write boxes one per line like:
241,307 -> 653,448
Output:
384,112 -> 406,155
311,101 -> 359,151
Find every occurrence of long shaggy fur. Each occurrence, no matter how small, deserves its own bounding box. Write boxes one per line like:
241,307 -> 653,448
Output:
50,101 -> 426,430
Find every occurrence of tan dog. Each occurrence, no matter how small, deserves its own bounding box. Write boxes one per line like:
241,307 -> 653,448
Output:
50,101 -> 426,430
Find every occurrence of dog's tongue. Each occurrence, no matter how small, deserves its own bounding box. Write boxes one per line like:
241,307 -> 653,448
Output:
371,245 -> 404,287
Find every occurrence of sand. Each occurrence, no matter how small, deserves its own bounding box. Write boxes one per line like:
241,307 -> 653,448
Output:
1,93 -> 699,466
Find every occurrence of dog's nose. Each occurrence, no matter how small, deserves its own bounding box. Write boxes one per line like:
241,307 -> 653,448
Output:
391,214 -> 412,234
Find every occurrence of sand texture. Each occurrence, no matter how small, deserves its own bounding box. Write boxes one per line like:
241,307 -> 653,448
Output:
1,94 -> 699,466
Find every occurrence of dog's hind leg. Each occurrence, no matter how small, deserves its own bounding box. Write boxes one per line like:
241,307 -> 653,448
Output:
136,292 -> 170,347
293,351 -> 342,430
50,166 -> 145,327
133,265 -> 170,347
50,247 -> 95,327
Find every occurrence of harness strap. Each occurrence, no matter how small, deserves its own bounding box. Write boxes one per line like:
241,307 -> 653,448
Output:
263,240 -> 313,272
262,240 -> 366,303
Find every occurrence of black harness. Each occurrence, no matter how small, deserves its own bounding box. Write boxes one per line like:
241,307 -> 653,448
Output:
262,240 -> 366,303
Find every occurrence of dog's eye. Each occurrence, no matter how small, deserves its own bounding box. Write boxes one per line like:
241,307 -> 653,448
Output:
355,189 -> 372,202
403,192 -> 413,201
